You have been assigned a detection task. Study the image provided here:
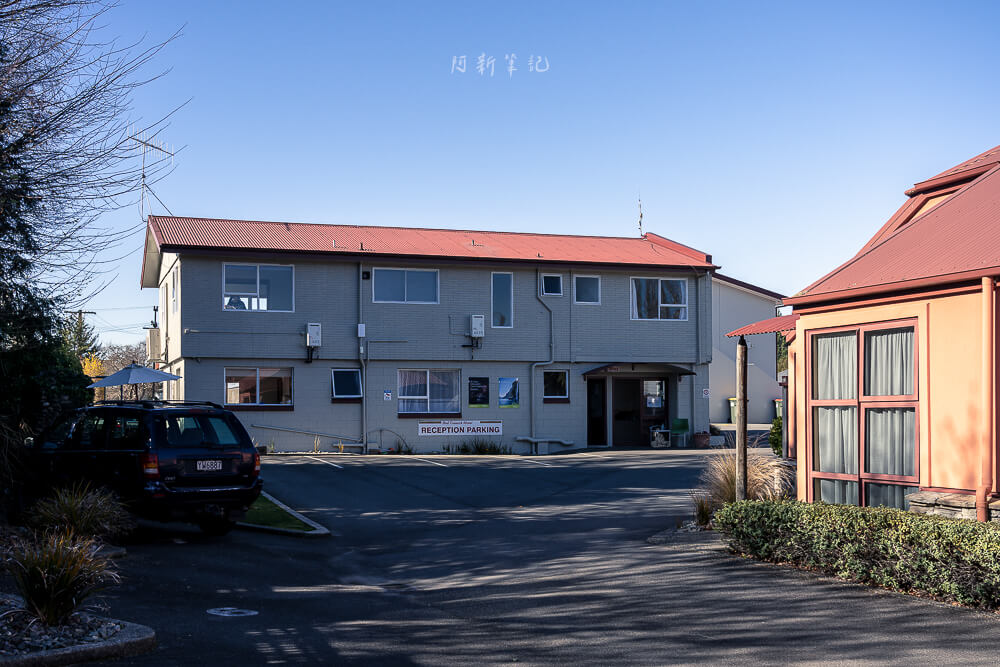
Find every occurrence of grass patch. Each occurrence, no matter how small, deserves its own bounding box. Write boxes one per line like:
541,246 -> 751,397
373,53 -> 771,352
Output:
242,495 -> 314,532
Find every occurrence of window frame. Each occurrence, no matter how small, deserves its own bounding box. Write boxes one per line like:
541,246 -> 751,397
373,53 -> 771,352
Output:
371,267 -> 440,304
396,368 -> 461,416
573,275 -> 601,305
629,276 -> 689,322
491,271 -> 514,328
223,366 -> 294,408
805,319 -> 919,506
331,369 -> 363,401
542,369 -> 570,402
541,274 -> 563,296
221,263 -> 295,313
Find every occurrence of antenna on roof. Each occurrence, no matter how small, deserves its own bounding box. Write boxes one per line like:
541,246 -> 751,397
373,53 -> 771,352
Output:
637,196 -> 644,237
129,127 -> 177,221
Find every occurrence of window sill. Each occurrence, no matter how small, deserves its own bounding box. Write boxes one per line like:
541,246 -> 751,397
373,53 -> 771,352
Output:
225,404 -> 294,412
331,397 -> 363,403
397,412 -> 462,419
543,397 -> 570,403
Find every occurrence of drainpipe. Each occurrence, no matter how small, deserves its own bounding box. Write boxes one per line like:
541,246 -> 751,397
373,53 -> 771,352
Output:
359,263 -> 368,452
530,269 -> 555,438
978,276 -> 995,522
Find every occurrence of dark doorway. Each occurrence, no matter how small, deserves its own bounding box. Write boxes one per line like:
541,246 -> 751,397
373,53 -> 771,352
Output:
612,379 -> 642,446
587,378 -> 607,446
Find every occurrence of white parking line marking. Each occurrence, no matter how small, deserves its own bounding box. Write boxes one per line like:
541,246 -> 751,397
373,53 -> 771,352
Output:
413,457 -> 448,467
306,455 -> 343,469
520,458 -> 555,467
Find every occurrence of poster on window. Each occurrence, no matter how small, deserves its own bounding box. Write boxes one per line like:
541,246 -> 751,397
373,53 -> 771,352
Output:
498,377 -> 519,408
468,377 -> 489,408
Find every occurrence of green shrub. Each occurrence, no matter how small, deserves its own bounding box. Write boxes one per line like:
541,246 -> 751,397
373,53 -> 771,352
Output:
769,417 -> 782,457
6,531 -> 121,625
30,482 -> 134,540
715,500 -> 1000,608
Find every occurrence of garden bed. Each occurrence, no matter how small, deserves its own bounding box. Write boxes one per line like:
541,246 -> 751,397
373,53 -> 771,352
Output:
715,500 -> 1000,609
0,595 -> 121,659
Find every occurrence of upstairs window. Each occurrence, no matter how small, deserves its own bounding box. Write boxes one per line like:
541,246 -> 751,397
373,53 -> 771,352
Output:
373,268 -> 439,303
631,278 -> 687,321
541,274 -> 562,296
171,268 -> 179,313
574,276 -> 600,304
492,272 -> 513,327
223,264 -> 294,312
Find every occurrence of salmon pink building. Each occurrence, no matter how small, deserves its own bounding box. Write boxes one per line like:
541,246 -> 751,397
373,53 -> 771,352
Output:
777,144 -> 1000,520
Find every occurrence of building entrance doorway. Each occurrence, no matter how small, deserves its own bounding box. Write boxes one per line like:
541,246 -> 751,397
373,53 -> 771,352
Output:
612,378 -> 668,446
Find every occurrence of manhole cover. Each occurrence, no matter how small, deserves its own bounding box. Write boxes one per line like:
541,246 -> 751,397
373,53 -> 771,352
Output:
206,607 -> 258,617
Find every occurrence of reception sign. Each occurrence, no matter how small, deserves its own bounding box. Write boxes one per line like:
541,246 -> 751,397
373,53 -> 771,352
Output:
417,420 -> 503,436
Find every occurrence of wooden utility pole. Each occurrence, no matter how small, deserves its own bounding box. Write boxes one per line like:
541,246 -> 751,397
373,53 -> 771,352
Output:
736,335 -> 748,501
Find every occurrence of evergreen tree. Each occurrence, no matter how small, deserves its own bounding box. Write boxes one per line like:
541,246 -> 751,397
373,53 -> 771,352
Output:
61,315 -> 99,359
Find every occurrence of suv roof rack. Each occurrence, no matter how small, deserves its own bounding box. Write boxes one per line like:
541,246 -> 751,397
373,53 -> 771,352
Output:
95,399 -> 224,409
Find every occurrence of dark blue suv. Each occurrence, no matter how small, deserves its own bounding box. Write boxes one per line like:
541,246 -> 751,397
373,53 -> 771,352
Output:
26,400 -> 263,535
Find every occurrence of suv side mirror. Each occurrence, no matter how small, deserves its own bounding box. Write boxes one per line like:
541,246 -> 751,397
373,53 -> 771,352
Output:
23,437 -> 34,448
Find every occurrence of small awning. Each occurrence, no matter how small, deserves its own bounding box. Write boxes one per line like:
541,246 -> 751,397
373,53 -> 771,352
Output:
726,313 -> 800,338
582,362 -> 696,377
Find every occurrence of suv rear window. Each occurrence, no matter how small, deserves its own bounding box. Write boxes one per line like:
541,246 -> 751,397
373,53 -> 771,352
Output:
161,415 -> 244,448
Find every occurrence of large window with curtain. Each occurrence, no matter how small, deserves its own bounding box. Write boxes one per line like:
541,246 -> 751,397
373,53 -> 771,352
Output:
808,322 -> 917,510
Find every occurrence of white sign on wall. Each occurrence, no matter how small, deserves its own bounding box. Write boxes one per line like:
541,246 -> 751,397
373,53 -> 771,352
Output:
702,388 -> 711,399
417,420 -> 503,436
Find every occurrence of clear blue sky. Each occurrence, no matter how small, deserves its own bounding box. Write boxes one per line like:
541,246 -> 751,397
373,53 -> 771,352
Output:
86,0 -> 1000,343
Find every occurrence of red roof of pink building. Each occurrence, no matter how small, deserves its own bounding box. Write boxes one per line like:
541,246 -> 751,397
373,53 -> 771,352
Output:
786,144 -> 1000,307
144,215 -> 716,270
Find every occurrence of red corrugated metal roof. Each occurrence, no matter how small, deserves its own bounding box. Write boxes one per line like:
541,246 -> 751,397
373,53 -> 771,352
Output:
146,216 -> 716,269
726,313 -> 799,337
787,147 -> 1000,307
907,144 -> 1000,195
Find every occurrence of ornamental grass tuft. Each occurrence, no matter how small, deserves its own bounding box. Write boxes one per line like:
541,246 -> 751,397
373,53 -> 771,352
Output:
691,449 -> 791,525
5,531 -> 121,626
30,482 -> 134,541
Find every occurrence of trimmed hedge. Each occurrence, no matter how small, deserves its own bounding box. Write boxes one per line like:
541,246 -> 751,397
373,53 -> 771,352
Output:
715,500 -> 1000,608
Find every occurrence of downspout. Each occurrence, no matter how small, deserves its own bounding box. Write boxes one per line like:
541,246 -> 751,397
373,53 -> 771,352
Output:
530,269 -> 555,438
977,276 -> 995,522
359,263 -> 368,452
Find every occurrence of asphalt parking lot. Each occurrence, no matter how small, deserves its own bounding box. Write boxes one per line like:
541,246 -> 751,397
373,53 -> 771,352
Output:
81,449 -> 1000,665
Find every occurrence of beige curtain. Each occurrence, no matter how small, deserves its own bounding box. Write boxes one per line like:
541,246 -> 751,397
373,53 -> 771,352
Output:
864,328 -> 914,396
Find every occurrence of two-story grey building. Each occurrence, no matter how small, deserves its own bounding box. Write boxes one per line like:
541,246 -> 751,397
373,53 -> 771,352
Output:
140,216 -> 718,454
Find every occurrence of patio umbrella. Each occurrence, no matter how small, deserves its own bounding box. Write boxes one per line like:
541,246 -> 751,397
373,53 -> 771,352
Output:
88,363 -> 181,400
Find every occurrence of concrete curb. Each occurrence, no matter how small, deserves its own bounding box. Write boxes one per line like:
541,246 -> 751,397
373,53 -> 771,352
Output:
236,491 -> 331,537
0,620 -> 155,666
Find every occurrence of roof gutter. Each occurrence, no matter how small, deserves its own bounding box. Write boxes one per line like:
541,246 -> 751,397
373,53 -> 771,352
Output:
784,267 -> 1000,309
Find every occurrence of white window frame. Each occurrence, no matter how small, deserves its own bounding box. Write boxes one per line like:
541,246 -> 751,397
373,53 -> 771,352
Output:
222,263 -> 295,313
223,367 -> 294,406
541,274 -> 563,296
491,271 -> 514,328
372,268 -> 440,304
629,277 -> 689,322
574,275 -> 601,305
171,267 -> 179,313
331,369 -> 363,399
397,368 -> 461,414
543,369 -> 570,399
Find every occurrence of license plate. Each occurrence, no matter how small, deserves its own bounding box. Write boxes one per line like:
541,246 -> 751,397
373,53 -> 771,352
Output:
196,460 -> 223,472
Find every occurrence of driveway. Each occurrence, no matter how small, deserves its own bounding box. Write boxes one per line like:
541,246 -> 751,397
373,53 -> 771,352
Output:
98,450 -> 1000,665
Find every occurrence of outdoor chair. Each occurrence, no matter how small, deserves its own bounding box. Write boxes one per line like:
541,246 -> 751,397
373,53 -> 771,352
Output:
670,418 -> 690,448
